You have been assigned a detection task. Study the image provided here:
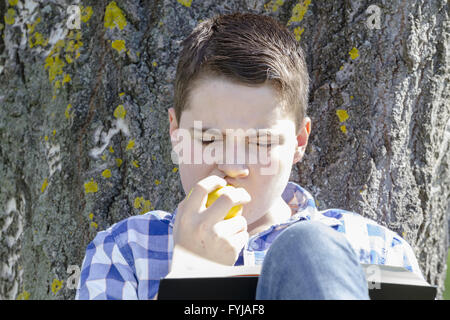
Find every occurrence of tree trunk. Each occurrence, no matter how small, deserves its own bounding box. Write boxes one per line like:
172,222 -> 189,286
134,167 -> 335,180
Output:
0,0 -> 448,300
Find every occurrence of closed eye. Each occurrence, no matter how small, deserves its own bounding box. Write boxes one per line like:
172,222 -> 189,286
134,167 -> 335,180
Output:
248,139 -> 272,147
201,136 -> 218,145
201,138 -> 274,147
253,142 -> 272,148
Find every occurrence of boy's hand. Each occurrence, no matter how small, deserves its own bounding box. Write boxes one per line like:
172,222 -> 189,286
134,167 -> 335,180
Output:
172,175 -> 251,266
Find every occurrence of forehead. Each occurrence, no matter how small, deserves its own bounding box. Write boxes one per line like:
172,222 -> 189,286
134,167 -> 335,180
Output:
181,77 -> 292,132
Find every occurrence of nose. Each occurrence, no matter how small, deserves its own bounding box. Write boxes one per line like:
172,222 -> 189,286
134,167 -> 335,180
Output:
216,163 -> 249,179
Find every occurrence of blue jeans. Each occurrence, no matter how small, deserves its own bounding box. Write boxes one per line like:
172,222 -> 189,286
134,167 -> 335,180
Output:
255,220 -> 370,300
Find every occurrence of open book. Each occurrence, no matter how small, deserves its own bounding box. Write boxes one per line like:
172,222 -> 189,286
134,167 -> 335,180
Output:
165,264 -> 262,279
159,263 -> 437,300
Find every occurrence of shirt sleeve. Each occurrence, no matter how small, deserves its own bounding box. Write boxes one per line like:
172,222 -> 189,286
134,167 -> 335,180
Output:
338,211 -> 426,282
75,229 -> 138,300
386,232 -> 426,281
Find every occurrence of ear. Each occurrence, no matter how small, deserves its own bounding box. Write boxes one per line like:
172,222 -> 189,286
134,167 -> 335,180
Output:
293,116 -> 311,165
168,107 -> 179,148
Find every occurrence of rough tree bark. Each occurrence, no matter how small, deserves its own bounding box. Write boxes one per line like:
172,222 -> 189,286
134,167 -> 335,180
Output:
0,0 -> 448,300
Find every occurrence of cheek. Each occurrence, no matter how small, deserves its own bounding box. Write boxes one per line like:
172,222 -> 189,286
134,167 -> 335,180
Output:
179,163 -> 214,194
251,145 -> 293,177
242,172 -> 279,223
179,165 -> 191,194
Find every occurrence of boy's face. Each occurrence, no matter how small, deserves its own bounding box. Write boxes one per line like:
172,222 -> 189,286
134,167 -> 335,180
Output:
169,77 -> 311,227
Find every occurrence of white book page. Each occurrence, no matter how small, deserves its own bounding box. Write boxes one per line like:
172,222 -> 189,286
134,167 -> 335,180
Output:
166,265 -> 262,279
361,264 -> 431,287
166,245 -> 261,279
166,247 -> 430,287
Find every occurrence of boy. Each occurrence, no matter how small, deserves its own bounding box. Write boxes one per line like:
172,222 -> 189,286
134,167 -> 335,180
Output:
76,12 -> 424,300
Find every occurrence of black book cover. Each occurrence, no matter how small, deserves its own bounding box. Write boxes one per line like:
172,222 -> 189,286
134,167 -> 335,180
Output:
158,264 -> 437,300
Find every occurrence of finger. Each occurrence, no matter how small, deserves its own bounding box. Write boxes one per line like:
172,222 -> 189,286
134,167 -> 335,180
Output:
213,215 -> 247,238
185,175 -> 227,213
227,230 -> 250,254
204,187 -> 251,224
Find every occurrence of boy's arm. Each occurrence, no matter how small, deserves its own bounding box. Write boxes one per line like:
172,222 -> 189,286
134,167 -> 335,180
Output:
386,232 -> 426,281
76,230 -> 138,300
337,211 -> 426,281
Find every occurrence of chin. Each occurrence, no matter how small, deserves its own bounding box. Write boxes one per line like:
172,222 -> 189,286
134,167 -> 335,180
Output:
241,205 -> 262,225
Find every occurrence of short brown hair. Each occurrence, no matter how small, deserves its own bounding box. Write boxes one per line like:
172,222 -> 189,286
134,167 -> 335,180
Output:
173,12 -> 309,133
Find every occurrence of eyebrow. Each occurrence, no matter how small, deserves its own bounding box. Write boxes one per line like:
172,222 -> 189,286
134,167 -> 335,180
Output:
189,127 -> 285,143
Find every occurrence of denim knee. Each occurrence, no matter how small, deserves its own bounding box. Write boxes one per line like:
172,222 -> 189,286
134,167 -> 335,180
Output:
256,220 -> 369,299
262,219 -> 363,281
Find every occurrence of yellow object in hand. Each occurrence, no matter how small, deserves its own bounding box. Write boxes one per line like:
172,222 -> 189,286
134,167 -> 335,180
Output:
206,185 -> 243,220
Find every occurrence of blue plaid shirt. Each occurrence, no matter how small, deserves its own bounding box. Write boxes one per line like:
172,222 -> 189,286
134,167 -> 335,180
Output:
75,181 -> 424,300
